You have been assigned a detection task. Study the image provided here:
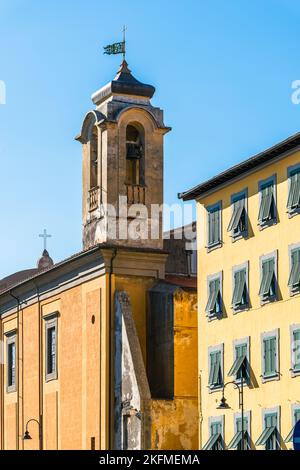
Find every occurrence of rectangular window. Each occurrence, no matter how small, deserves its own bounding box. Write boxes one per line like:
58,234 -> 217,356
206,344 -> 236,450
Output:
45,316 -> 58,381
229,342 -> 248,382
288,247 -> 300,294
208,348 -> 223,389
207,203 -> 221,249
258,178 -> 276,226
206,275 -> 222,317
259,255 -> 276,302
227,191 -> 247,238
256,411 -> 279,450
285,407 -> 300,443
263,336 -> 277,379
232,267 -> 247,310
228,417 -> 249,450
287,166 -> 300,213
292,329 -> 300,373
7,334 -> 16,393
203,419 -> 223,450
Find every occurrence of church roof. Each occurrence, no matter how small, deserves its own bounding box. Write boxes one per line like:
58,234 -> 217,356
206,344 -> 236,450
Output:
91,60 -> 155,105
0,269 -> 38,294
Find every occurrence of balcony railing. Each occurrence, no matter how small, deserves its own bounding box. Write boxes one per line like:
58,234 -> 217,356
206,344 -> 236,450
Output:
126,184 -> 146,205
89,186 -> 99,212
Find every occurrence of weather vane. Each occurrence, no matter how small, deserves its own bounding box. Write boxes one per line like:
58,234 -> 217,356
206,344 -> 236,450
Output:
103,26 -> 127,60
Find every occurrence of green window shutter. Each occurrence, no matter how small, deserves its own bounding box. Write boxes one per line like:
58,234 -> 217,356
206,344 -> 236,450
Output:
288,249 -> 300,287
259,258 -> 275,297
232,269 -> 247,307
206,278 -> 220,314
286,410 -> 300,442
264,337 -> 276,376
227,197 -> 245,232
287,171 -> 300,209
293,330 -> 300,370
208,207 -> 220,246
209,351 -> 222,386
228,344 -> 247,377
255,426 -> 276,446
258,183 -> 274,222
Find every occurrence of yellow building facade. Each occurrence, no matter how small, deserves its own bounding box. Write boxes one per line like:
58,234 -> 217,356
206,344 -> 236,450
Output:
180,132 -> 300,450
0,60 -> 198,450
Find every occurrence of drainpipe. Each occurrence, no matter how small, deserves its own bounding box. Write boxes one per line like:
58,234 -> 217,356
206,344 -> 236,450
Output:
198,372 -> 203,450
108,248 -> 117,450
8,291 -> 21,450
32,281 -> 43,451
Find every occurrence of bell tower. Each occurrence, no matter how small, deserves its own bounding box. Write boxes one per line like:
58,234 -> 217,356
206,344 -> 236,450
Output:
76,60 -> 171,250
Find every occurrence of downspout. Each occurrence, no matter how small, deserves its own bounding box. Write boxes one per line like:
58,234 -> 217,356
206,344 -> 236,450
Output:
108,248 -> 117,450
32,281 -> 43,451
8,291 -> 21,450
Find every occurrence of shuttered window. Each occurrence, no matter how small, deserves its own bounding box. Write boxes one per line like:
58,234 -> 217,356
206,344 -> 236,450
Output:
228,194 -> 246,236
228,343 -> 248,381
206,277 -> 221,316
292,330 -> 300,372
256,413 -> 279,449
228,417 -> 249,450
203,421 -> 223,450
285,408 -> 300,443
259,258 -> 276,299
208,205 -> 221,247
288,248 -> 300,291
263,337 -> 277,378
258,181 -> 275,224
287,168 -> 300,211
232,268 -> 247,309
208,350 -> 222,388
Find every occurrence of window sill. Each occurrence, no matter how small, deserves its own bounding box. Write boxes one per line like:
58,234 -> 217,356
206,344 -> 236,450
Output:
6,387 -> 17,394
261,373 -> 280,384
258,219 -> 277,231
231,231 -> 248,243
290,369 -> 300,378
208,385 -> 224,394
287,208 -> 300,219
206,312 -> 223,322
207,242 -> 223,253
289,288 -> 300,297
260,295 -> 277,306
232,305 -> 249,314
45,374 -> 58,383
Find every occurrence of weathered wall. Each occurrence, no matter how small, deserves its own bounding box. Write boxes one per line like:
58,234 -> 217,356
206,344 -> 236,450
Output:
149,284 -> 198,450
114,291 -> 151,450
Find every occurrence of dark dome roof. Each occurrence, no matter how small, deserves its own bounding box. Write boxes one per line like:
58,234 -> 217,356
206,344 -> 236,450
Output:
92,60 -> 155,105
0,269 -> 38,293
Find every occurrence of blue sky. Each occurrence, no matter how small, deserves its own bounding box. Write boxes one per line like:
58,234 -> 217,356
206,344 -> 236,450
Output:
1,0 -> 300,278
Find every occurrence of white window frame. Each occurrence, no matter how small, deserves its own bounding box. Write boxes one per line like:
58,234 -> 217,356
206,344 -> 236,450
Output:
229,188 -> 248,242
290,323 -> 300,377
206,201 -> 222,252
231,261 -> 249,313
258,174 -> 277,230
206,271 -> 223,321
208,343 -> 224,393
261,406 -> 281,450
232,336 -> 250,385
259,250 -> 278,305
44,312 -> 59,382
287,163 -> 300,218
261,329 -> 280,383
6,330 -> 17,394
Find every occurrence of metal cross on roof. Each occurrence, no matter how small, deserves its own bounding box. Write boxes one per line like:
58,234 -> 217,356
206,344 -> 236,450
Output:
39,229 -> 52,251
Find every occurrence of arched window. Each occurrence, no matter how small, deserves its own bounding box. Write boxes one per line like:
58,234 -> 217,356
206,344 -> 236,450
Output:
90,127 -> 98,189
126,124 -> 144,185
